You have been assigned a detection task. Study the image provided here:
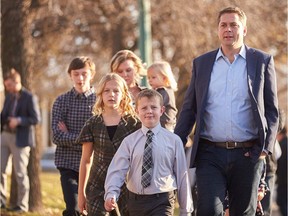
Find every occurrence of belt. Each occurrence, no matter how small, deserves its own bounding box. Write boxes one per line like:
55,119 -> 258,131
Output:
199,138 -> 257,149
128,190 -> 175,200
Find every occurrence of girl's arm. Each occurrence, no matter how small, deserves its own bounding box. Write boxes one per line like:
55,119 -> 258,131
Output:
78,142 -> 93,214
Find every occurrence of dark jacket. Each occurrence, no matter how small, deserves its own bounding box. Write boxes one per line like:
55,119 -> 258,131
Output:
1,87 -> 41,147
175,46 -> 279,167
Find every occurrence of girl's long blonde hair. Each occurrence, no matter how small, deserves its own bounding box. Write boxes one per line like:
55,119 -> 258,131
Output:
148,61 -> 178,91
93,73 -> 137,121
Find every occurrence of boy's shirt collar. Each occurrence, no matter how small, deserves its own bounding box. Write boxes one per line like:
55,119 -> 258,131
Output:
141,123 -> 161,136
72,86 -> 95,98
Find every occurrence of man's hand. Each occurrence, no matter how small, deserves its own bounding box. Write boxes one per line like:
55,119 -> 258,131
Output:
8,117 -> 20,129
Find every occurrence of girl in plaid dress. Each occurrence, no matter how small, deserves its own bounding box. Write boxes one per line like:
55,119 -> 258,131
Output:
77,73 -> 141,216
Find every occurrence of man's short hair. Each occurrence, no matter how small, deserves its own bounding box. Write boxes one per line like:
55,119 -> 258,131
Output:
218,7 -> 247,26
4,68 -> 21,82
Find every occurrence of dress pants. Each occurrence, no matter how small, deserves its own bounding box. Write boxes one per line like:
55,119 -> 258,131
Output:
127,190 -> 176,216
1,131 -> 30,211
195,143 -> 264,216
58,168 -> 80,216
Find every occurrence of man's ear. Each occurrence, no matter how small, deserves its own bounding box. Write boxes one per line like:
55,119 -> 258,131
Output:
243,26 -> 247,37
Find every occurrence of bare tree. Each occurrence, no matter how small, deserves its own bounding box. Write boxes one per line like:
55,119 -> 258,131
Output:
1,0 -> 43,211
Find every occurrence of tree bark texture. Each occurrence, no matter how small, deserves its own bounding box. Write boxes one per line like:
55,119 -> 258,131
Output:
1,0 -> 43,211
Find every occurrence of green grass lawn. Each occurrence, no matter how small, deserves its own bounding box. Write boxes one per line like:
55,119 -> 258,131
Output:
1,172 -> 180,216
1,172 -> 64,216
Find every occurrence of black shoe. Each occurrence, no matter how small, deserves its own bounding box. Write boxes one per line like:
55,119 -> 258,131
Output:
8,206 -> 25,213
0,204 -> 6,209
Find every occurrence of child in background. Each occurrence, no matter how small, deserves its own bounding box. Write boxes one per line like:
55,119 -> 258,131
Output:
77,74 -> 141,215
104,89 -> 193,216
52,56 -> 96,216
147,61 -> 177,131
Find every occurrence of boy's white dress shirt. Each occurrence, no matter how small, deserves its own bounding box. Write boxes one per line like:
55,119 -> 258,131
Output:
105,123 -> 193,215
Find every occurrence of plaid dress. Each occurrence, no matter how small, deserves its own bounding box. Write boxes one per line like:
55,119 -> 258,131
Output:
77,114 -> 141,215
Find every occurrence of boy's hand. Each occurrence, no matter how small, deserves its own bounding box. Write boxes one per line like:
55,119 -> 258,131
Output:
257,191 -> 265,201
104,197 -> 117,212
58,121 -> 68,132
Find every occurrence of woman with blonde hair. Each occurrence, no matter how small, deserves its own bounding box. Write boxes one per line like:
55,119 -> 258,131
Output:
110,50 -> 145,103
77,73 -> 141,215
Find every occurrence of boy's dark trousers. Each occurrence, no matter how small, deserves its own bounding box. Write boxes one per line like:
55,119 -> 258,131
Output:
59,168 -> 81,216
127,190 -> 176,216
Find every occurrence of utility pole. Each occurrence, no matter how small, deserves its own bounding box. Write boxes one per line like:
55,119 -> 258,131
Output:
138,0 -> 152,86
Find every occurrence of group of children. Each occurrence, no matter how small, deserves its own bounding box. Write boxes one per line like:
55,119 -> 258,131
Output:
52,50 -> 193,216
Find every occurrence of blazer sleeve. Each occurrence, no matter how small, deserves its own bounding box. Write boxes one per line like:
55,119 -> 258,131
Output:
174,60 -> 197,146
18,93 -> 41,126
263,56 -> 279,153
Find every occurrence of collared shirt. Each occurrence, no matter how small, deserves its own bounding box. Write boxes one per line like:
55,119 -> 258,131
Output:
52,87 -> 96,172
200,46 -> 258,142
105,123 -> 193,215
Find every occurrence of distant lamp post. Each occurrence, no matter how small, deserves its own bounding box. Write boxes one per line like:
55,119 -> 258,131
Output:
138,0 -> 152,87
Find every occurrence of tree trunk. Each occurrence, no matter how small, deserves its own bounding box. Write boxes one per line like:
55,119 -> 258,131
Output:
27,124 -> 43,211
1,0 -> 43,211
2,0 -> 25,207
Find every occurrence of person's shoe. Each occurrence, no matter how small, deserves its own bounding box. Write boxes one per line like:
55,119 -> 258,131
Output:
8,206 -> 25,213
0,204 -> 6,209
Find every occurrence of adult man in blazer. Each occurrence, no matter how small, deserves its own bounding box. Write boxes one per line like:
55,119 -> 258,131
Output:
174,7 -> 279,216
1,68 -> 41,213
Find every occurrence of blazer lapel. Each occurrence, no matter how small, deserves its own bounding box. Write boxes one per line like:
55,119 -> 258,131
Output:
14,88 -> 26,115
246,46 -> 257,91
199,50 -> 218,114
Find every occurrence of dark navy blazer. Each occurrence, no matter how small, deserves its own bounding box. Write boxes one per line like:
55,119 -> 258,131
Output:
1,87 -> 41,147
175,46 -> 279,167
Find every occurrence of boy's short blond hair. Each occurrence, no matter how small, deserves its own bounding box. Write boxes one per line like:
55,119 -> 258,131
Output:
135,89 -> 163,109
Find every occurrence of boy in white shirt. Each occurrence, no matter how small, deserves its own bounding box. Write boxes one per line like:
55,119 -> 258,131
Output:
104,89 -> 193,216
